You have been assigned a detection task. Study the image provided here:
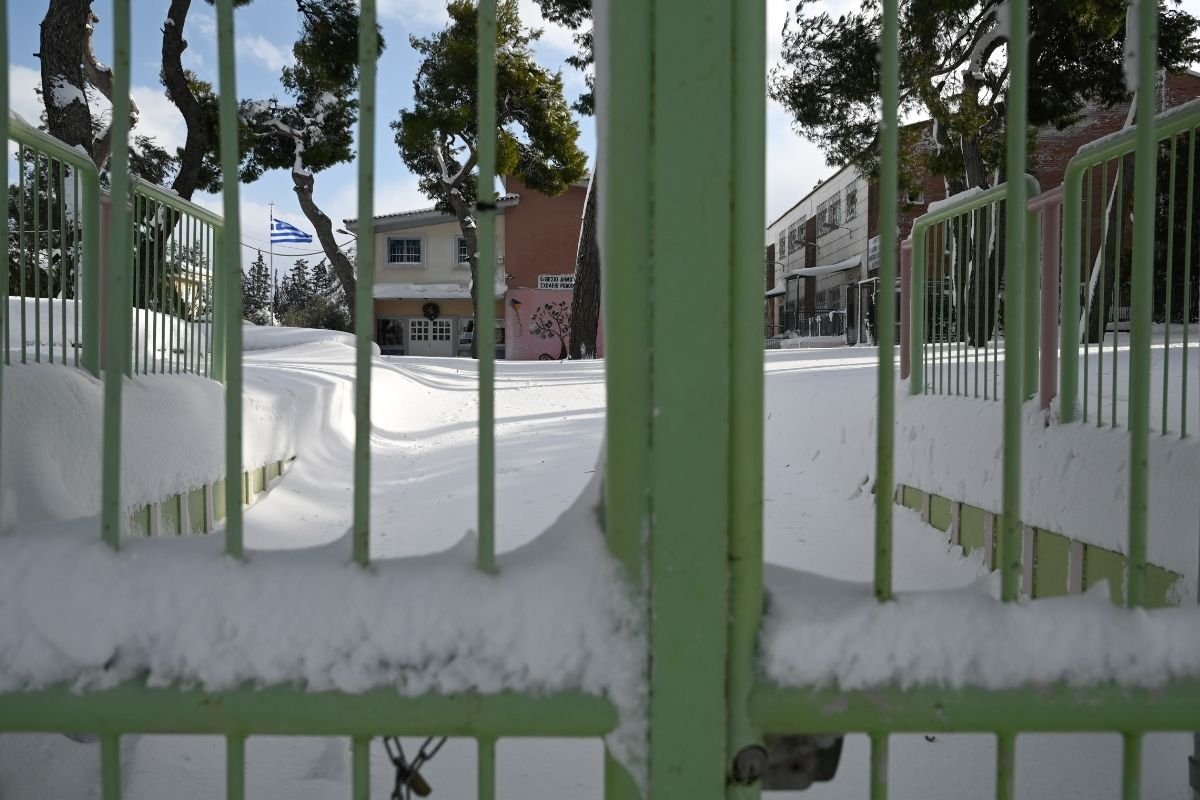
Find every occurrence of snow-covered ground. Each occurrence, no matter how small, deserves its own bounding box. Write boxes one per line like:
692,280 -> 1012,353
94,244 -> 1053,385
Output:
1,334 -> 1196,798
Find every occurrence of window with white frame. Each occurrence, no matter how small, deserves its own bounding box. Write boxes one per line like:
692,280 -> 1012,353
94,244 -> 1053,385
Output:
456,236 -> 470,264
844,186 -> 858,221
387,237 -> 423,265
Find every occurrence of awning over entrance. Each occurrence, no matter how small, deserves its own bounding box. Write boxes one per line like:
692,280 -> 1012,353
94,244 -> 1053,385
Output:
765,284 -> 786,297
785,254 -> 862,279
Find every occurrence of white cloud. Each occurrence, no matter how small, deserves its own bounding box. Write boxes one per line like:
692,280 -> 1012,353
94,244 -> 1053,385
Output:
518,0 -> 579,56
9,65 -> 45,128
131,85 -> 186,153
237,34 -> 295,73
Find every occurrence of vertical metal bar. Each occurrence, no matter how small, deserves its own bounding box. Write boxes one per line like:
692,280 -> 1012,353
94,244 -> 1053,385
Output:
974,206 -> 981,398
217,0 -> 244,559
48,159 -> 55,364
1126,0 -> 1158,607
18,145 -> 27,363
101,734 -> 121,800
899,241 -> 911,381
911,227 -> 926,395
101,0 -> 133,550
728,0 -> 766,783
135,194 -> 143,374
81,168 -> 100,377
33,150 -> 41,363
870,733 -> 888,800
175,209 -> 183,375
1122,732 -> 1142,800
226,734 -> 245,800
478,737 -> 496,800
352,737 -> 370,800
1068,167 -> 1087,424
603,0 -> 653,581
72,170 -> 80,368
1098,161 -> 1109,426
213,229 -> 225,383
1163,136 -> 1177,435
1112,159 -> 1123,428
1040,198 -> 1061,411
149,201 -> 158,374
1182,128 -> 1196,438
649,0 -> 732,791
1023,202 -> 1040,401
600,0 -> 652,789
984,204 -> 992,400
191,215 -> 200,373
877,0 -> 899,601
992,200 -> 1000,400
995,732 -> 1015,800
353,0 -> 378,567
205,224 -> 213,378
1000,0 -> 1028,603
475,0 -> 497,574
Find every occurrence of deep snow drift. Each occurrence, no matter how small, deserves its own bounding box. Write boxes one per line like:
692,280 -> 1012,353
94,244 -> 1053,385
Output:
2,334 -> 1197,798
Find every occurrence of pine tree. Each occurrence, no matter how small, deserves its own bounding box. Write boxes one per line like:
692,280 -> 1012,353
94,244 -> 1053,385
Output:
243,250 -> 273,324
240,0 -> 385,320
393,0 -> 587,356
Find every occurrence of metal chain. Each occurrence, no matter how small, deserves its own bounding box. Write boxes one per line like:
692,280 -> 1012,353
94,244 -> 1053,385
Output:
385,735 -> 449,800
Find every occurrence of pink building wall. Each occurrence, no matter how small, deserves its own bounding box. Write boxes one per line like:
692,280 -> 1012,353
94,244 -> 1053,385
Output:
504,288 -> 606,360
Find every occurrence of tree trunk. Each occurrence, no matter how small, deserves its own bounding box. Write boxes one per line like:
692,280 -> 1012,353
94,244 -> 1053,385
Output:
444,188 -> 481,358
163,0 -> 209,200
1083,153 -> 1136,343
569,172 -> 600,358
291,169 -> 357,322
39,0 -> 93,155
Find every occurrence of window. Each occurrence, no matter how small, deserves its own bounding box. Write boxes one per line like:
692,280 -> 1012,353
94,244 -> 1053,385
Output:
845,187 -> 858,221
900,187 -> 925,205
777,232 -> 787,260
827,198 -> 840,228
387,237 -> 423,265
408,318 -> 430,341
456,237 -> 470,264
432,319 -> 453,341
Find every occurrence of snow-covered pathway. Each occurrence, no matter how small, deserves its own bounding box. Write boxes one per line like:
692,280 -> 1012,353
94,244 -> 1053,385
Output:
2,340 -> 1193,798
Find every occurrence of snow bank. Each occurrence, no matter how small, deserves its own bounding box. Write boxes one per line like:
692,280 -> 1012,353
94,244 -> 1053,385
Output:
762,567 -> 1200,690
242,323 -> 370,353
0,475 -> 647,782
895,393 -> 1200,583
0,330 -> 367,533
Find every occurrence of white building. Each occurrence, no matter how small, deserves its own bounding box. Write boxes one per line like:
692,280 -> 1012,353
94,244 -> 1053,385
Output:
765,164 -> 872,342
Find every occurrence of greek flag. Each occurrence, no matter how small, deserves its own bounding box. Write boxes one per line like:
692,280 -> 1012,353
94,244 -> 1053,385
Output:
271,217 -> 313,244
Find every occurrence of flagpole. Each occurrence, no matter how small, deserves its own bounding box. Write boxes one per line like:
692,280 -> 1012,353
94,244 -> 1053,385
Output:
268,201 -> 275,322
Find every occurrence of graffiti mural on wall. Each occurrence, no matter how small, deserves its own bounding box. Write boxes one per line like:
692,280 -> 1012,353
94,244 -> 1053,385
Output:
528,301 -> 571,360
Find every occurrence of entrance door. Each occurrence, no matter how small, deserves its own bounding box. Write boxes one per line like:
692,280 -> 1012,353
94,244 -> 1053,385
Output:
407,318 -> 432,356
430,318 -> 454,357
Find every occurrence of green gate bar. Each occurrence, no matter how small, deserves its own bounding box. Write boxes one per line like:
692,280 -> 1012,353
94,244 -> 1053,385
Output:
352,0 -> 378,568
476,0 -> 497,575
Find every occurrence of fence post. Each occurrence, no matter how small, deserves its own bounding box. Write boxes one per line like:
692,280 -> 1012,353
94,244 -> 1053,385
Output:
1039,194 -> 1062,412
1023,188 -> 1041,402
96,194 -> 111,370
900,239 -> 912,380
909,231 -> 925,394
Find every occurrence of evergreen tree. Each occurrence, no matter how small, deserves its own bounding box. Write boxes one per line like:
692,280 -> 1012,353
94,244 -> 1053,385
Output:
240,0 -> 385,319
278,258 -> 313,318
243,250 -> 273,324
393,0 -> 588,356
770,0 -> 1200,193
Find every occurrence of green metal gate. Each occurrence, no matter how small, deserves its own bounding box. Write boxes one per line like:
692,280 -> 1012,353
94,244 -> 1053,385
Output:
2,0 -> 1199,798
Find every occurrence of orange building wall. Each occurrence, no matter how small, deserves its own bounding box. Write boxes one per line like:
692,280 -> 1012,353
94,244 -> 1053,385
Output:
502,175 -> 588,289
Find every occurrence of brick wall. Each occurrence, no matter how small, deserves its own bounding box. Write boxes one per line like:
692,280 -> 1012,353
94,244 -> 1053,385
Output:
502,175 -> 588,289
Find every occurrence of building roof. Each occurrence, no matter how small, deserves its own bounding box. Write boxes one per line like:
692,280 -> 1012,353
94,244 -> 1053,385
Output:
345,194 -> 521,233
785,255 -> 862,278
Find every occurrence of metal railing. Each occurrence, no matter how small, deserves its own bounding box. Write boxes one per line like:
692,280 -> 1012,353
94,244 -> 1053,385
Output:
127,178 -> 223,378
1,0 -> 1199,799
3,112 -> 101,373
1061,97 -> 1200,437
3,114 -> 222,380
906,176 -> 1041,401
